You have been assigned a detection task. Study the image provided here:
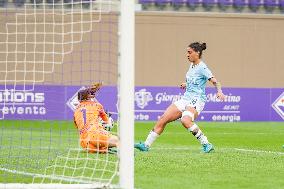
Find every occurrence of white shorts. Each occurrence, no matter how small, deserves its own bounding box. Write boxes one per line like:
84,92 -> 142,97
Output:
174,97 -> 205,115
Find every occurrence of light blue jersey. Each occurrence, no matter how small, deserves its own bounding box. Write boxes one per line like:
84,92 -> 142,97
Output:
183,61 -> 213,102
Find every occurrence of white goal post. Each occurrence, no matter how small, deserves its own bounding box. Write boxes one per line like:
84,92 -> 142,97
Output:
0,0 -> 135,188
118,0 -> 135,189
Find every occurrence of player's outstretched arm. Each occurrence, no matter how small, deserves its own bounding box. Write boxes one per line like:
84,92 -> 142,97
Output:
180,82 -> 186,89
209,77 -> 225,101
100,108 -> 109,122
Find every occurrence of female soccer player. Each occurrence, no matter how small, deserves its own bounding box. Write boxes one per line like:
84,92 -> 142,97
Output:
135,42 -> 225,153
73,83 -> 118,153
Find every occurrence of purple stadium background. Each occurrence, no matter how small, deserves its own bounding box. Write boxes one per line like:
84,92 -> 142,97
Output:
0,86 -> 283,122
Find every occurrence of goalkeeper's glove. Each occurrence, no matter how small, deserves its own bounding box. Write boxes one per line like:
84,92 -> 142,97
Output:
103,117 -> 114,131
100,111 -> 114,131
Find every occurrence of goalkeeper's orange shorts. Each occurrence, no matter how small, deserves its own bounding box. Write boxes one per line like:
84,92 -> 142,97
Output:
80,130 -> 111,153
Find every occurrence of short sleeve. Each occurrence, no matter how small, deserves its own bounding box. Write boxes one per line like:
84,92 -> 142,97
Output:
202,66 -> 213,80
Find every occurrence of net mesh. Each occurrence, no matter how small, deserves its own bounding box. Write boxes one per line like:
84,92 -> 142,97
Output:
0,0 -> 120,187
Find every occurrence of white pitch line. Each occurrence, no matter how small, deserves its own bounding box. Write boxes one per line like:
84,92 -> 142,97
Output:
152,147 -> 192,150
151,147 -> 284,155
212,132 -> 282,135
234,148 -> 284,155
0,168 -> 92,184
0,146 -> 62,150
3,146 -> 284,155
163,132 -> 271,135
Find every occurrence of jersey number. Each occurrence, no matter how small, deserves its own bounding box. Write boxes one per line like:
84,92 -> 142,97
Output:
80,108 -> 87,125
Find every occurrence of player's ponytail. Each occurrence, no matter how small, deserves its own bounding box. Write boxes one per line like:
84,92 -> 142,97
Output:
188,42 -> 207,58
200,43 -> 206,51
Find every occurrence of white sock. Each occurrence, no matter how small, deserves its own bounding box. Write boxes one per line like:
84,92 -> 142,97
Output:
195,130 -> 209,145
144,130 -> 159,147
188,123 -> 209,145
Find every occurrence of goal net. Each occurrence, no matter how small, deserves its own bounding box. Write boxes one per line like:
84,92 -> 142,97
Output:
0,0 -> 134,188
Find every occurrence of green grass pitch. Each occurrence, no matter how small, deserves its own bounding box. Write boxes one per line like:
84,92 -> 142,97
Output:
0,121 -> 284,189
135,122 -> 284,189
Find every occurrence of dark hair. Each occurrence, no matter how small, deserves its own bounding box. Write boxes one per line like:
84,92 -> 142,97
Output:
188,42 -> 207,58
77,82 -> 102,101
78,89 -> 91,101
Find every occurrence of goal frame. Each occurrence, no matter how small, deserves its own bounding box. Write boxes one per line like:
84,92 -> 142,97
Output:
0,0 -> 135,188
118,0 -> 135,189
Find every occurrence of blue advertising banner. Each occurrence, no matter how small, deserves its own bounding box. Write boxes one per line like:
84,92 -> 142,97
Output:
0,85 -> 283,122
134,87 -> 284,122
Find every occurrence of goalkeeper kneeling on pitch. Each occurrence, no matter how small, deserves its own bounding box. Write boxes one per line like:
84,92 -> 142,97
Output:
73,82 -> 118,154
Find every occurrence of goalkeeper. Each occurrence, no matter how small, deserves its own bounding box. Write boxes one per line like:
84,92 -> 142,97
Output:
73,82 -> 118,153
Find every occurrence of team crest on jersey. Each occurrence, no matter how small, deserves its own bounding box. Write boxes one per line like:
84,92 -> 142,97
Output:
272,92 -> 284,120
135,89 -> 153,109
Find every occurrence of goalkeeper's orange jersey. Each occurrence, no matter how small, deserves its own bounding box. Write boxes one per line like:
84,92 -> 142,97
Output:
73,101 -> 109,138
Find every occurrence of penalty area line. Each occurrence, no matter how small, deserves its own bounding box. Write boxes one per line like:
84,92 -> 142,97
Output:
152,147 -> 192,150
234,148 -> 284,155
151,147 -> 284,155
0,168 -> 92,184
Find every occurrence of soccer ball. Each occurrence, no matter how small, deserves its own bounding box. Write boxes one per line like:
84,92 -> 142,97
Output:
103,117 -> 114,131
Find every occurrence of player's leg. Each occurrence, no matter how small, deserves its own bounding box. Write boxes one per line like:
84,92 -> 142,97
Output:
87,142 -> 99,153
80,138 -> 88,151
80,136 -> 99,153
89,131 -> 119,154
84,130 -> 109,153
135,103 -> 182,151
180,106 -> 214,153
79,133 -> 97,153
106,135 -> 119,154
153,103 -> 182,134
108,134 -> 119,148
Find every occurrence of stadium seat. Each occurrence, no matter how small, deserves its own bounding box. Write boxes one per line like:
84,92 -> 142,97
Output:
172,0 -> 187,6
233,0 -> 248,8
187,0 -> 200,7
81,0 -> 91,8
13,0 -> 26,7
279,0 -> 284,9
63,0 -> 72,7
202,0 -> 217,10
263,0 -> 279,7
264,0 -> 278,6
139,0 -> 156,6
63,0 -> 80,7
218,0 -> 233,6
172,0 -> 200,8
248,0 -> 262,11
233,0 -> 247,11
155,0 -> 173,6
263,0 -> 278,11
30,0 -> 43,5
0,0 -> 7,7
218,0 -> 233,10
46,0 -> 60,4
